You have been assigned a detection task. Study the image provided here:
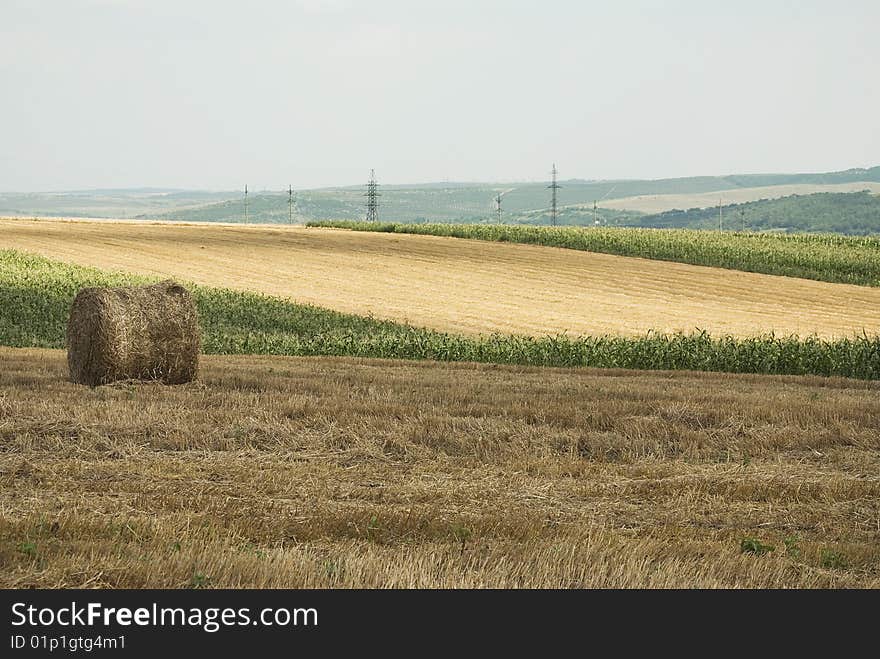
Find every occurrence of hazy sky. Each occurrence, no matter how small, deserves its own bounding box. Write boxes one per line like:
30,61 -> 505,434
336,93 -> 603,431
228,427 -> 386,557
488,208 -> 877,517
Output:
2,0 -> 878,191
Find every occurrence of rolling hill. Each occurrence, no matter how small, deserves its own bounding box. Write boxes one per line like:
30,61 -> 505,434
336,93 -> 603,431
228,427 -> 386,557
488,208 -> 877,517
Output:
620,190 -> 880,234
3,165 -> 878,229
2,218 -> 879,339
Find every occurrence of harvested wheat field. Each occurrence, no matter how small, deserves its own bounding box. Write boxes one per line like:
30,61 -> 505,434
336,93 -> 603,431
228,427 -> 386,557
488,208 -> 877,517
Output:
1,347 -> 878,588
598,182 -> 880,214
2,217 -> 879,338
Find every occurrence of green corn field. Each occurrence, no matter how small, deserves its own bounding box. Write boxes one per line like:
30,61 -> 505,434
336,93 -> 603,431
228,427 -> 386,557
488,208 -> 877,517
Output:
307,220 -> 880,287
2,248 -> 878,379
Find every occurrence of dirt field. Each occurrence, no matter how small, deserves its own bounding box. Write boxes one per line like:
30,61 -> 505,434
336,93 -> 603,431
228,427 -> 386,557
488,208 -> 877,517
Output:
597,182 -> 880,214
1,348 -> 877,587
3,217 -> 880,339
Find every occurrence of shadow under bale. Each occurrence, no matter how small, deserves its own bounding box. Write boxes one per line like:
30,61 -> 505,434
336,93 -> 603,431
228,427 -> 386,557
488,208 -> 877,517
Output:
67,281 -> 200,386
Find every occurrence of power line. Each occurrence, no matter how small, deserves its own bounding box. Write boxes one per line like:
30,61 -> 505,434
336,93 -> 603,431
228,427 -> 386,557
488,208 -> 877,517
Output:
592,185 -> 618,227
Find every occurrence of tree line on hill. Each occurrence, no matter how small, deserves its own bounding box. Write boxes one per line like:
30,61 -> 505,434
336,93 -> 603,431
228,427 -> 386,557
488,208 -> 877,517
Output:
618,191 -> 880,235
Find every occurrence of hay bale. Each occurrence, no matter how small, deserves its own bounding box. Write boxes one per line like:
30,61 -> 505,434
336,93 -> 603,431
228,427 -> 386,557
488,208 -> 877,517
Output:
67,281 -> 200,386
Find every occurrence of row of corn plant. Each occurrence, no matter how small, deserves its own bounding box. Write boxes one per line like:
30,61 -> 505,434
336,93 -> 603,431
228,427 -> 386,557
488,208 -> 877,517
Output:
2,249 -> 878,379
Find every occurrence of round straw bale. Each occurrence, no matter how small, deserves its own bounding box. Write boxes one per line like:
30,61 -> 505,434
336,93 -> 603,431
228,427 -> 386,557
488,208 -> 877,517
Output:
66,280 -> 200,386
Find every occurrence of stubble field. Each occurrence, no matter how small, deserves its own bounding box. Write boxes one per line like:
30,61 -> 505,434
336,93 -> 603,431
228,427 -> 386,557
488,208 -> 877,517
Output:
1,348 -> 878,588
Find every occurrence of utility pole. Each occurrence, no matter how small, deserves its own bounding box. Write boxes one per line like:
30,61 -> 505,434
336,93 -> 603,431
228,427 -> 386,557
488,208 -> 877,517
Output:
740,207 -> 746,232
547,163 -> 561,226
494,193 -> 503,224
365,169 -> 380,222
718,196 -> 723,232
244,184 -> 249,224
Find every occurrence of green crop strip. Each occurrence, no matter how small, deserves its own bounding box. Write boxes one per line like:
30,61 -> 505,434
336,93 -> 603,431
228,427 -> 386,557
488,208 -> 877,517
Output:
2,249 -> 878,379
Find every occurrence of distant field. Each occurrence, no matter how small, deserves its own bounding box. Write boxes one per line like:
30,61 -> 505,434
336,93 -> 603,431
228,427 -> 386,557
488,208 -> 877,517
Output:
599,182 -> 880,214
2,348 -> 878,588
3,218 -> 880,339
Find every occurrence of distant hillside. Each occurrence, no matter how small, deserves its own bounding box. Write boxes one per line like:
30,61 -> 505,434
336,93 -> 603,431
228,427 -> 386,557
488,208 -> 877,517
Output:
3,165 -> 879,228
623,191 -> 880,235
503,166 -> 880,212
138,165 -> 880,225
0,189 -> 233,220
597,182 -> 880,214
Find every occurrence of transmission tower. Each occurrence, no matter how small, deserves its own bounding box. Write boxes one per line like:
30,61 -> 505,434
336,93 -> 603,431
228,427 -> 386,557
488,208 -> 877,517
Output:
288,185 -> 295,224
494,192 -> 503,223
592,185 -> 617,227
547,163 -> 561,226
244,184 -> 249,224
365,169 -> 380,222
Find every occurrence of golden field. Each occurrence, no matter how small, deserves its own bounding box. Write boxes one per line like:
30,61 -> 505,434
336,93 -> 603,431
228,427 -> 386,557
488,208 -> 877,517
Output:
597,182 -> 880,214
2,217 -> 880,338
1,348 -> 878,588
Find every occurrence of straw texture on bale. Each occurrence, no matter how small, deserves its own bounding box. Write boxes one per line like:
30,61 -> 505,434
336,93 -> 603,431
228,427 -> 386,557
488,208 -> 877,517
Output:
67,281 -> 200,386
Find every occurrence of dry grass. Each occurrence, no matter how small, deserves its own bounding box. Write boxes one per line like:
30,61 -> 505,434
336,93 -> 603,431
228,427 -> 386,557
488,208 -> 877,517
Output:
598,182 -> 880,214
1,347 -> 877,588
2,217 -> 880,339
